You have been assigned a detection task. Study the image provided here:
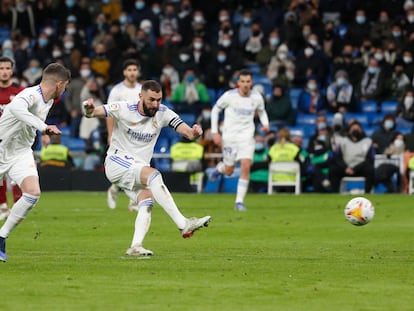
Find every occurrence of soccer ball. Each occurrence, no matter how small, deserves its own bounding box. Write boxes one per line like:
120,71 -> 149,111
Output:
344,197 -> 375,226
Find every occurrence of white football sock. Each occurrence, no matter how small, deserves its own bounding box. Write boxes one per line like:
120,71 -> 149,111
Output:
148,172 -> 186,229
131,198 -> 153,247
0,193 -> 39,238
235,179 -> 249,203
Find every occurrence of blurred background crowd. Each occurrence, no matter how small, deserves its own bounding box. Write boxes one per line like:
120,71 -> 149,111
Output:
2,0 -> 414,193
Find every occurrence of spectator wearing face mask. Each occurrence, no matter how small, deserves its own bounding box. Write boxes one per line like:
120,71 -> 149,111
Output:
64,61 -> 94,138
326,70 -> 355,113
205,49 -> 233,91
344,9 -> 372,47
358,57 -> 389,105
375,132 -> 405,193
171,69 -> 210,117
256,30 -> 282,75
396,88 -> 414,128
293,43 -> 326,88
266,43 -> 295,88
266,83 -> 295,127
389,60 -> 411,100
329,121 -> 375,193
371,114 -> 399,154
297,76 -> 325,114
22,58 -> 42,85
307,113 -> 333,154
160,64 -> 180,101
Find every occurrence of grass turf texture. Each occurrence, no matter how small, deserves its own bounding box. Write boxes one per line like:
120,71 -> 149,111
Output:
1,192 -> 413,311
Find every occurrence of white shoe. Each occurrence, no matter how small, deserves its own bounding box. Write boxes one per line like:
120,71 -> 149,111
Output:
107,186 -> 118,209
125,245 -> 153,257
181,216 -> 211,238
0,203 -> 9,221
127,199 -> 139,212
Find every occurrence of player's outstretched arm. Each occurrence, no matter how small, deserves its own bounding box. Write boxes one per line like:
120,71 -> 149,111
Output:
176,123 -> 203,141
83,98 -> 106,118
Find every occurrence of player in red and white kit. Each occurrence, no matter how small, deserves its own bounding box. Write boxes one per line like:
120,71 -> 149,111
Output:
0,56 -> 25,221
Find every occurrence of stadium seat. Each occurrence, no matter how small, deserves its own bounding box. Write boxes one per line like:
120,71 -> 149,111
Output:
222,168 -> 240,193
288,125 -> 306,138
397,126 -> 412,135
61,137 -> 86,152
203,168 -> 222,193
296,114 -> 317,126
252,73 -> 271,85
289,88 -> 302,110
246,63 -> 261,74
344,113 -> 369,126
381,100 -> 398,114
180,113 -> 196,126
362,125 -> 375,137
207,88 -> 216,104
360,101 -> 378,125
339,177 -> 365,194
267,161 -> 301,195
371,113 -> 385,126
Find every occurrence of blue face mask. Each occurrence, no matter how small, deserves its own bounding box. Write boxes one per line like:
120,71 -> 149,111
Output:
270,37 -> 279,46
384,120 -> 394,130
66,0 -> 75,8
119,15 -> 127,24
317,122 -> 327,130
39,38 -> 48,47
217,55 -> 226,63
368,66 -> 378,74
152,7 -> 161,15
356,16 -> 366,24
135,1 -> 145,10
30,67 -> 39,75
317,135 -> 326,142
243,17 -> 251,24
186,75 -> 195,83
255,143 -> 265,151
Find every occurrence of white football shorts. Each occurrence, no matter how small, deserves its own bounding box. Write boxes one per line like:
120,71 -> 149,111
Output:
221,137 -> 255,166
0,149 -> 38,186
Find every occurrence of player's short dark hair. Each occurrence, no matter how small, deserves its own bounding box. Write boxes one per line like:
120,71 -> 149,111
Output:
42,62 -> 71,82
122,59 -> 140,70
142,80 -> 162,93
0,56 -> 15,68
239,69 -> 252,77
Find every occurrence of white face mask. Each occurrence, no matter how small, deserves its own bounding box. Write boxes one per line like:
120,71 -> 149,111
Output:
193,42 -> 203,50
80,69 -> 91,78
163,68 -> 173,75
221,39 -> 231,47
278,52 -> 287,60
394,139 -> 404,148
52,50 -> 62,58
66,27 -> 76,35
307,83 -> 317,90
179,54 -> 190,62
304,47 -> 314,57
404,96 -> 414,109
64,41 -> 74,50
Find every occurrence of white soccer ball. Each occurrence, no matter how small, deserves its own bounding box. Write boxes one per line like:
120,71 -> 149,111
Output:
344,197 -> 375,226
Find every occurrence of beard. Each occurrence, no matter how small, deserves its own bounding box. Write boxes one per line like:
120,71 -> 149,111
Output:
142,101 -> 158,117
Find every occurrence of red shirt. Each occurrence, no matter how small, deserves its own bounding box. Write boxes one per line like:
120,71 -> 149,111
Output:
0,82 -> 25,117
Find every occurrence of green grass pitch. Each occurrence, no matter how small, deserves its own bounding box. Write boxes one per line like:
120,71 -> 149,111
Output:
1,192 -> 414,311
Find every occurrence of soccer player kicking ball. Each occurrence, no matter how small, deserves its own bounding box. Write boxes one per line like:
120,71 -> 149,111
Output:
209,69 -> 269,211
0,63 -> 71,262
83,80 -> 211,257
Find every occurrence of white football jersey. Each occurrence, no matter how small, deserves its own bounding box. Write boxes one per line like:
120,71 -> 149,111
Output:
107,81 -> 142,104
212,88 -> 268,142
0,85 -> 52,158
105,102 -> 182,165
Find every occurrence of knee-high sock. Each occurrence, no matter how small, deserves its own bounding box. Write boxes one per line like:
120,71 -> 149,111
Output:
0,179 -> 8,206
131,198 -> 153,247
236,179 -> 249,203
0,193 -> 39,238
148,171 -> 186,229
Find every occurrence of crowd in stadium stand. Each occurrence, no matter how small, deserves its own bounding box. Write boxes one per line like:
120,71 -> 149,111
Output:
2,0 -> 414,193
